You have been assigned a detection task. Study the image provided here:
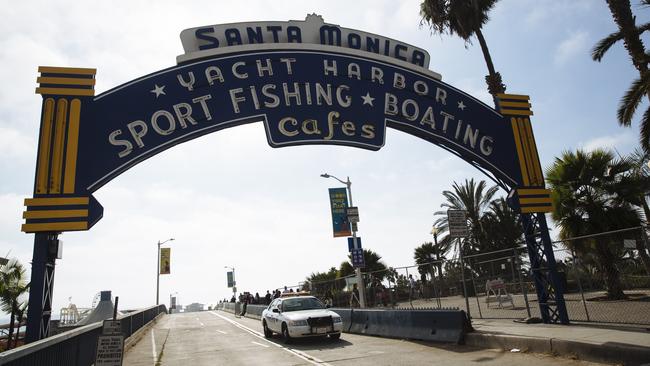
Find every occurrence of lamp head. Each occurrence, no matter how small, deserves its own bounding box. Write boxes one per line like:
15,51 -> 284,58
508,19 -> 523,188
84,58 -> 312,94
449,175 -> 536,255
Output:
320,173 -> 330,178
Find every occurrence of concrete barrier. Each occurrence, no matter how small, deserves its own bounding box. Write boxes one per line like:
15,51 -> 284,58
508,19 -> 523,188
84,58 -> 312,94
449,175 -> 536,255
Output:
330,308 -> 469,344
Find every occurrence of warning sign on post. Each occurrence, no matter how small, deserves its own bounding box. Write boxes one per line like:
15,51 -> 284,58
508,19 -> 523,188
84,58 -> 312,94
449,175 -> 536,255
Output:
95,335 -> 124,366
447,210 -> 469,238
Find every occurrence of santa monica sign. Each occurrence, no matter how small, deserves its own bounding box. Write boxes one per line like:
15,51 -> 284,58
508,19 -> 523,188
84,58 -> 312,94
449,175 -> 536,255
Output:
23,14 -> 568,342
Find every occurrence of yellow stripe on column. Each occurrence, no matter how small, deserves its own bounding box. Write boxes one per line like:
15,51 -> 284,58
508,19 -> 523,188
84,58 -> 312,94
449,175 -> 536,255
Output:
37,77 -> 96,86
518,118 -> 537,186
36,98 -> 55,194
35,87 -> 94,96
522,120 -> 544,186
64,99 -> 81,194
22,221 -> 88,232
520,197 -> 552,205
517,188 -> 551,195
49,98 -> 68,193
38,66 -> 96,75
511,117 -> 530,186
24,197 -> 89,206
23,209 -> 88,219
520,206 -> 553,213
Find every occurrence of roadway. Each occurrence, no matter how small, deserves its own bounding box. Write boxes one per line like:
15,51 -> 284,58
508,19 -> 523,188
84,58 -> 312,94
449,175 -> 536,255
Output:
123,311 -> 608,365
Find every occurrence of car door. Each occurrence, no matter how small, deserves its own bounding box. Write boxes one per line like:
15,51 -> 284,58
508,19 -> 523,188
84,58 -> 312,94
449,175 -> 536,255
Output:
266,299 -> 280,332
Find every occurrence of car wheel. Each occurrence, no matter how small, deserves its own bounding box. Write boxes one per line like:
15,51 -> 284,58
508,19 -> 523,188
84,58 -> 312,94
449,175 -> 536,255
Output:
281,323 -> 292,344
329,333 -> 341,341
263,321 -> 273,338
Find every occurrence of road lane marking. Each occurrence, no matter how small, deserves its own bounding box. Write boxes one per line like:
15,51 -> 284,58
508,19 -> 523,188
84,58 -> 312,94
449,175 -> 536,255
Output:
150,329 -> 156,362
209,311 -> 332,366
216,330 -> 227,334
252,341 -> 270,348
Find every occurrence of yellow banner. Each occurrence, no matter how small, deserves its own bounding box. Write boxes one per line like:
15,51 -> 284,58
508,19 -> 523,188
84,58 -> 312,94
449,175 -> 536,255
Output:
160,248 -> 170,275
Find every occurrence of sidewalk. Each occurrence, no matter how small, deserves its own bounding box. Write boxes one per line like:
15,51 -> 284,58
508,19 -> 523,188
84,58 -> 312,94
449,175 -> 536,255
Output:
466,318 -> 650,365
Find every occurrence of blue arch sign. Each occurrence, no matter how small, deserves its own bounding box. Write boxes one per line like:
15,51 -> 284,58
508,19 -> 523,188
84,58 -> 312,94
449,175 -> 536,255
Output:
23,15 -> 567,342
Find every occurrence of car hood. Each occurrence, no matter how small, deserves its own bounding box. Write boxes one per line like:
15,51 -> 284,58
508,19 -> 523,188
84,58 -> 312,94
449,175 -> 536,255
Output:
282,309 -> 339,320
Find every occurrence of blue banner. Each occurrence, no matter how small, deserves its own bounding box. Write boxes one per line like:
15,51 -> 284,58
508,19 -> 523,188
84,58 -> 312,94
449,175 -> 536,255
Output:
329,188 -> 351,237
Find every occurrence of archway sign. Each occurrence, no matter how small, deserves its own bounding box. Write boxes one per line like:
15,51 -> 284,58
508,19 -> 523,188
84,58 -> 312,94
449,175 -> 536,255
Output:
22,15 -> 568,341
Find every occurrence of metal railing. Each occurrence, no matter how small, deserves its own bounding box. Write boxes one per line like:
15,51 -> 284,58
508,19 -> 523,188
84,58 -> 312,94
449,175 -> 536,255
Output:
295,226 -> 650,326
0,304 -> 167,366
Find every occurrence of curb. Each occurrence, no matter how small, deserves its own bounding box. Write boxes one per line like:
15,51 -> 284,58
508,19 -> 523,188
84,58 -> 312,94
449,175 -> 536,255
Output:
465,331 -> 650,366
124,312 -> 165,353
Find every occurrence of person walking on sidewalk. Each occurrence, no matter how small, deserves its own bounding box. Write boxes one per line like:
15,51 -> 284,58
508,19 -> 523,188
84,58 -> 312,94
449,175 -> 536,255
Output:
350,284 -> 360,308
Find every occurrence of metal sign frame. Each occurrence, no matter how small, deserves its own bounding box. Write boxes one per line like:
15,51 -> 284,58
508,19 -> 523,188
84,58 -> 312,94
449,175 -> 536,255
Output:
22,15 -> 568,342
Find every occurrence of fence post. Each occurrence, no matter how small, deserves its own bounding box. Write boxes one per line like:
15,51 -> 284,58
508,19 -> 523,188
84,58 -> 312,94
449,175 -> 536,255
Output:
515,249 -> 531,318
469,258 -> 483,319
572,248 -> 590,322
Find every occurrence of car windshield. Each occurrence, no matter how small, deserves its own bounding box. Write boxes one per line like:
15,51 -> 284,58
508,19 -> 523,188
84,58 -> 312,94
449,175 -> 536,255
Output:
281,297 -> 325,312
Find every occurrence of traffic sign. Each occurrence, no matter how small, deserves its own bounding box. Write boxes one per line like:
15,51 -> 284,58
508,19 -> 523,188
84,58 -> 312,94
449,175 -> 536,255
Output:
447,210 -> 469,238
102,319 -> 121,335
351,248 -> 365,268
348,237 -> 362,252
95,335 -> 124,366
347,207 -> 360,223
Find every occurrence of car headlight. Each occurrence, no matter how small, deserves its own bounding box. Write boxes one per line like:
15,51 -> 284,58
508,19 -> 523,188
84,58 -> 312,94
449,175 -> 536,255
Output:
288,320 -> 308,326
333,317 -> 342,323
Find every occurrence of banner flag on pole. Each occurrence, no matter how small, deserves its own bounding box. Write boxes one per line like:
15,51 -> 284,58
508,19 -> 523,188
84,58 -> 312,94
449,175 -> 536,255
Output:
227,271 -> 234,287
160,247 -> 170,274
328,188 -> 351,237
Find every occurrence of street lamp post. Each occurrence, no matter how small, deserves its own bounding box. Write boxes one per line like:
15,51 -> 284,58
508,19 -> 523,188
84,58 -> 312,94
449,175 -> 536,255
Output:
224,266 -> 236,299
169,292 -> 178,313
320,173 -> 366,308
156,238 -> 174,305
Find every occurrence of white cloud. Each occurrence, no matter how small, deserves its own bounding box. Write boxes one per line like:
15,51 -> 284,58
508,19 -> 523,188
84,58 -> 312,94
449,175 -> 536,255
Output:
0,127 -> 36,160
554,31 -> 590,66
580,130 -> 636,153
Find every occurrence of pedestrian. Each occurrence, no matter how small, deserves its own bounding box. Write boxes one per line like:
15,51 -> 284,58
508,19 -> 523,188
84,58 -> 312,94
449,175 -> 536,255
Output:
409,274 -> 416,300
255,292 -> 260,304
265,290 -> 272,304
350,283 -> 360,308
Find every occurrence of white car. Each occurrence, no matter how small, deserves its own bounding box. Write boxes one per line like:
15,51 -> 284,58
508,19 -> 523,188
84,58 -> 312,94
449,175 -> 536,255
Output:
262,295 -> 343,343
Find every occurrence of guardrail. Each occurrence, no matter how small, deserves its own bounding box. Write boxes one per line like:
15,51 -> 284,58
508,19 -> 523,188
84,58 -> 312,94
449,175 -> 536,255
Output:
216,303 -> 470,344
0,304 -> 167,366
331,308 -> 471,344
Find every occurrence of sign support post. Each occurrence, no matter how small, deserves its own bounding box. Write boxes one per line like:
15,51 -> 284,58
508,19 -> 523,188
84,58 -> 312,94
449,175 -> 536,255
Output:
447,210 -> 471,318
25,232 -> 58,342
347,180 -> 366,308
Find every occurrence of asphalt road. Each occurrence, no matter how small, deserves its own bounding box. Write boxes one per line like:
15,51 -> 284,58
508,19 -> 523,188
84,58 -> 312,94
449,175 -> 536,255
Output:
123,311 -> 609,366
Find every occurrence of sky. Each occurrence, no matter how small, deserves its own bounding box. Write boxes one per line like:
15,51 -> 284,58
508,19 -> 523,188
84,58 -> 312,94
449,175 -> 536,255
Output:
1,0 -> 648,314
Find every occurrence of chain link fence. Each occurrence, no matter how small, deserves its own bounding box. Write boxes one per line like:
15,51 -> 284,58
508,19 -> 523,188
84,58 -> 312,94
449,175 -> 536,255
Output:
298,226 -> 650,326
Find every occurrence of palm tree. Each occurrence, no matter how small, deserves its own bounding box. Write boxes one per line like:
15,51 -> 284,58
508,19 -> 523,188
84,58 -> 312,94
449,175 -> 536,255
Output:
0,259 -> 29,350
592,0 -> 650,150
480,198 -> 523,252
339,249 -> 388,281
613,148 -> 650,274
414,240 -> 451,280
420,0 -> 506,99
433,178 -> 499,256
547,149 -> 643,300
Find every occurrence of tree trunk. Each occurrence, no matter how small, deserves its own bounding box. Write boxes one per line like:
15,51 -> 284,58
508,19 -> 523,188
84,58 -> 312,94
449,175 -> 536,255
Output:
638,199 -> 650,275
596,243 -> 626,300
475,28 -> 506,101
605,0 -> 648,74
7,308 -> 15,350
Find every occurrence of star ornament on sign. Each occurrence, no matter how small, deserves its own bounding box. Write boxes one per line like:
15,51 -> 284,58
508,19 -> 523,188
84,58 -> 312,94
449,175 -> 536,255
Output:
457,101 -> 466,111
361,92 -> 375,106
150,84 -> 166,98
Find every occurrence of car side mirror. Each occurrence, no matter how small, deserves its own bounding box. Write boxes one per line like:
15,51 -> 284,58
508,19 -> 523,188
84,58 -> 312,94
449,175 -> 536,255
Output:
272,308 -> 279,313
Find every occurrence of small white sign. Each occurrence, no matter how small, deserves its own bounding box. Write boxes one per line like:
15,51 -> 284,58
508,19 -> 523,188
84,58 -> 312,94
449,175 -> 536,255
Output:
102,319 -> 121,335
95,335 -> 124,366
624,239 -> 637,249
347,207 -> 360,223
447,210 -> 469,238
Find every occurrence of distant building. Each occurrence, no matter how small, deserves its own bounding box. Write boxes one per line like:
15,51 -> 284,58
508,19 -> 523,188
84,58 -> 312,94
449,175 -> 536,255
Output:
185,303 -> 204,312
